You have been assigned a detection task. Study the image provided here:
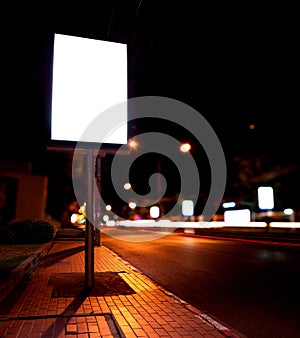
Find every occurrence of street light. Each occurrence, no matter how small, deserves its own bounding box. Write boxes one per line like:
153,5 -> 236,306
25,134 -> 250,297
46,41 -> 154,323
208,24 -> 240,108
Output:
180,143 -> 191,153
128,139 -> 138,149
124,182 -> 131,190
129,202 -> 137,209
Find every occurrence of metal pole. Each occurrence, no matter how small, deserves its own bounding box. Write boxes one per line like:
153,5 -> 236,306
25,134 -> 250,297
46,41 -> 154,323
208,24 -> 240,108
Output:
94,155 -> 101,246
85,149 -> 94,291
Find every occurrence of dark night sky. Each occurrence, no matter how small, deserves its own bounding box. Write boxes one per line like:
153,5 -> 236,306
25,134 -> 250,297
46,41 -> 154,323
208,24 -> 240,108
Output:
1,1 -> 299,210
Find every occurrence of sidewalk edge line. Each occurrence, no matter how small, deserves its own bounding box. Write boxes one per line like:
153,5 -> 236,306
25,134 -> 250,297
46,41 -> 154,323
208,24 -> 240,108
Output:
102,244 -> 243,337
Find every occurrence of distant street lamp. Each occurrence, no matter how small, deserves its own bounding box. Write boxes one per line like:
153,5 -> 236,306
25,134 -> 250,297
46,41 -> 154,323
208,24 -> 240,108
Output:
124,182 -> 131,190
180,143 -> 191,153
129,202 -> 137,209
128,139 -> 138,149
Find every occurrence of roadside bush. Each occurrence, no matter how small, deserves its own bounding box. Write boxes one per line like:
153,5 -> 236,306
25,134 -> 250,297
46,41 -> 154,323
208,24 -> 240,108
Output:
41,216 -> 62,236
7,219 -> 54,244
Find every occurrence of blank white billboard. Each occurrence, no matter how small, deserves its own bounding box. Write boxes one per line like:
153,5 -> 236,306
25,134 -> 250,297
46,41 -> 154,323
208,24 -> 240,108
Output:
258,186 -> 274,210
50,33 -> 128,144
182,200 -> 194,216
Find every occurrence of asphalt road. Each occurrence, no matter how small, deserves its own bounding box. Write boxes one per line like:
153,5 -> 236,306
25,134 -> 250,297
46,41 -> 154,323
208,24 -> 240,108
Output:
100,228 -> 300,338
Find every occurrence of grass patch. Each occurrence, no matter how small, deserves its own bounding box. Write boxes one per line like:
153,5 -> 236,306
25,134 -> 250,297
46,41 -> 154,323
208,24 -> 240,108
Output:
0,244 -> 43,283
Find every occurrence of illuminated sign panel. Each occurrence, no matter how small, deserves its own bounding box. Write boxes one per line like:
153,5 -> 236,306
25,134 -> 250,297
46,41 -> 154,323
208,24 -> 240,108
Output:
182,200 -> 194,216
50,33 -> 128,145
258,186 -> 274,210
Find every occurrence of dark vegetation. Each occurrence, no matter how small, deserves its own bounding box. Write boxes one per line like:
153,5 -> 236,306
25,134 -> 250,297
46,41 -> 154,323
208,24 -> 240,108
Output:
0,219 -> 58,282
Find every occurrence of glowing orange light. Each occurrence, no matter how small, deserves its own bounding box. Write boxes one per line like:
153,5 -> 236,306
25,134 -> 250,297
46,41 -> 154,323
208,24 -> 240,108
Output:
129,140 -> 138,149
180,143 -> 191,153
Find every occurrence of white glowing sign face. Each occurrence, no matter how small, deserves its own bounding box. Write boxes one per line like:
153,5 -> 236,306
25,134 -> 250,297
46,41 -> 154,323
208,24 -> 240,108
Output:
258,186 -> 274,210
50,33 -> 127,144
182,200 -> 194,216
224,209 -> 251,224
150,206 -> 160,219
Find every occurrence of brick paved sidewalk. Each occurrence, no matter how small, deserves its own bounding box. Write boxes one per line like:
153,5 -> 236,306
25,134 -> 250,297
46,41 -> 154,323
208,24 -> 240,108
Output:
0,240 -> 241,337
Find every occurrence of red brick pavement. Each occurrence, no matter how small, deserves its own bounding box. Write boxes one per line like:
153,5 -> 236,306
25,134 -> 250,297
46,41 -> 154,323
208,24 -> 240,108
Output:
0,240 -> 241,337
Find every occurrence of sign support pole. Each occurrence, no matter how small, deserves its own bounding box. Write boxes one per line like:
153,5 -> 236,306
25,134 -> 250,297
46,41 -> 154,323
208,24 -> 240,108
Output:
85,148 -> 94,291
94,154 -> 101,247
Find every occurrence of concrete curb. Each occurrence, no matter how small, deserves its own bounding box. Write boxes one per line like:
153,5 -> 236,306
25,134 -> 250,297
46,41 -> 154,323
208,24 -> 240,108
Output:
0,240 -> 54,304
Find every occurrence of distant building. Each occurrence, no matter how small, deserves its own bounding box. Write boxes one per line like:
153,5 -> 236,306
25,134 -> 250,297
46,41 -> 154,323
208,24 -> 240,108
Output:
0,161 -> 48,222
